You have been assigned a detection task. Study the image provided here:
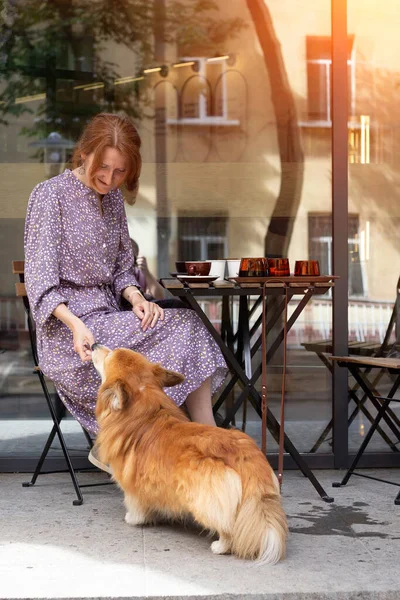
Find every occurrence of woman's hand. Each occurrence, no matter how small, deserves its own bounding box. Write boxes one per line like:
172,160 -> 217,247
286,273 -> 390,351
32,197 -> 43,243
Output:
130,295 -> 164,332
53,304 -> 95,362
71,320 -> 96,362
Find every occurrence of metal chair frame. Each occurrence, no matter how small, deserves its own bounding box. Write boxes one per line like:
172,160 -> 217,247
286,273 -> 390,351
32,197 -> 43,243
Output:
13,260 -> 112,505
331,355 -> 400,505
303,276 -> 400,452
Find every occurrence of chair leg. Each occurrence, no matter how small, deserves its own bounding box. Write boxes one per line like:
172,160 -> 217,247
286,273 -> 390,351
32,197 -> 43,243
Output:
23,422 -> 58,486
24,373 -> 85,505
333,397 -> 391,488
81,427 -> 94,449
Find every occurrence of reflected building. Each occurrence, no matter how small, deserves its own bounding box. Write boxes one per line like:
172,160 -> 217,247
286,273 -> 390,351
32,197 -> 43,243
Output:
0,0 -> 399,469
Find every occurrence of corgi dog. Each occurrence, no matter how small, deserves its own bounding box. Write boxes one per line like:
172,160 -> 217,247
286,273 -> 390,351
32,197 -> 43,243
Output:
91,344 -> 288,563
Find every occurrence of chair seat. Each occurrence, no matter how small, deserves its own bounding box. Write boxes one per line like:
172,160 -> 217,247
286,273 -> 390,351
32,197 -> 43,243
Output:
331,356 -> 400,504
330,355 -> 400,369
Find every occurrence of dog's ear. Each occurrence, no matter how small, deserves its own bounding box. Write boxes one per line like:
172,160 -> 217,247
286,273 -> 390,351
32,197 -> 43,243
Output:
100,379 -> 129,410
153,364 -> 184,388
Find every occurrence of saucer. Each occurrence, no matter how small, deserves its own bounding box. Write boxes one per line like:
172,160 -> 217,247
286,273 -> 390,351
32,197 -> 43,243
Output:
170,272 -> 186,277
177,275 -> 219,284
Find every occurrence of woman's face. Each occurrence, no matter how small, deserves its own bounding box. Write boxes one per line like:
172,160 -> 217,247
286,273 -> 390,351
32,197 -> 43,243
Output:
83,147 -> 128,195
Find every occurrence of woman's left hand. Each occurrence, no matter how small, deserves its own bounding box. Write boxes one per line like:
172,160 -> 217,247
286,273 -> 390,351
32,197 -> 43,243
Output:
131,297 -> 164,331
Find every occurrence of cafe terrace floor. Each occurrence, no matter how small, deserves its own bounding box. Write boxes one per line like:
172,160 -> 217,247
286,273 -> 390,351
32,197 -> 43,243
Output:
0,468 -> 399,600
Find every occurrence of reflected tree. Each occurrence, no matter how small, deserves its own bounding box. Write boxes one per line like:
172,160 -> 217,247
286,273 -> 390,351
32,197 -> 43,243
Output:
0,0 -> 244,276
246,0 -> 304,257
0,0 -> 244,144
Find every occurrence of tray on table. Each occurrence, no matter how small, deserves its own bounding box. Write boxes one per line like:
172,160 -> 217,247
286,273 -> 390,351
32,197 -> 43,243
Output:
229,275 -> 338,287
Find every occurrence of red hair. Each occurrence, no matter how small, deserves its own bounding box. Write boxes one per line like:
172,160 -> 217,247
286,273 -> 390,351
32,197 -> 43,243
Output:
72,113 -> 142,200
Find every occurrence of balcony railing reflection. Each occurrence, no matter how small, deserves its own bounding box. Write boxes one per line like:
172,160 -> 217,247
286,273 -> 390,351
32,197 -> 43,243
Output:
192,297 -> 394,348
0,295 -> 395,353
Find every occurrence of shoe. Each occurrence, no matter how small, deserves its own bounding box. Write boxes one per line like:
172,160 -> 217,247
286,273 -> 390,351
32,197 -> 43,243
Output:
88,446 -> 113,475
214,411 -> 236,429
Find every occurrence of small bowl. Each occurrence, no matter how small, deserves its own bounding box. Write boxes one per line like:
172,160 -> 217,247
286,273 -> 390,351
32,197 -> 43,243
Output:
185,261 -> 211,276
175,261 -> 187,274
294,260 -> 320,276
268,258 -> 290,277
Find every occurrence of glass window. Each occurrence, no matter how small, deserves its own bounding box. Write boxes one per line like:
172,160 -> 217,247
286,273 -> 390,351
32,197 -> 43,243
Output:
347,2 -> 400,453
308,213 -> 365,297
178,214 -> 228,260
306,35 -> 354,122
1,0 -> 338,465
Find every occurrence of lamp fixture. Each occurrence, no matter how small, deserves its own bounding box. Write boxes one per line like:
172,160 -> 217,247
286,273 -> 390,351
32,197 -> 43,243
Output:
82,83 -> 104,91
29,131 -> 75,178
15,93 -> 46,104
143,66 -> 162,74
143,65 -> 169,78
114,76 -> 144,85
172,61 -> 196,68
206,55 -> 230,63
73,82 -> 104,91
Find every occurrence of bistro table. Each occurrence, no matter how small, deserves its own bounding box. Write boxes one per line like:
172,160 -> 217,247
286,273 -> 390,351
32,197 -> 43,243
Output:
161,274 -> 337,503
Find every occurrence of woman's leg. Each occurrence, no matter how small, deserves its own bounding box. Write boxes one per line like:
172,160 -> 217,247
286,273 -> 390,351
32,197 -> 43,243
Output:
185,377 -> 217,426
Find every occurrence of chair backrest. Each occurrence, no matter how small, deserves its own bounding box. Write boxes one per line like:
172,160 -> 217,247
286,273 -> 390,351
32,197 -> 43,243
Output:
396,275 -> 400,346
380,274 -> 400,356
12,260 -> 39,367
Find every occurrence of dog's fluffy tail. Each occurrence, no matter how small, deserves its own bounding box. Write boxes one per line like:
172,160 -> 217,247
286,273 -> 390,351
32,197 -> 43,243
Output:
231,478 -> 287,564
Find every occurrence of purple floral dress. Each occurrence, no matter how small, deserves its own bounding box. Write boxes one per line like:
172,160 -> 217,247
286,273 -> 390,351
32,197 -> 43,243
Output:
24,169 -> 227,434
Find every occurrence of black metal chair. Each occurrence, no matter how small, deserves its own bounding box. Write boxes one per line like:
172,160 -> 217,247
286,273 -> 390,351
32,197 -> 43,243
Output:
13,260 -> 112,505
303,275 -> 400,452
331,354 -> 400,505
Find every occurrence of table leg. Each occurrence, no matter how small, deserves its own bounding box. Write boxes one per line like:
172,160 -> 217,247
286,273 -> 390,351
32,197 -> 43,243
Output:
221,295 -> 234,352
180,290 -> 334,502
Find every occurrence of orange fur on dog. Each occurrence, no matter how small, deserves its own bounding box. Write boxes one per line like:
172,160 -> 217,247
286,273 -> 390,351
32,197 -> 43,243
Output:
92,344 -> 288,563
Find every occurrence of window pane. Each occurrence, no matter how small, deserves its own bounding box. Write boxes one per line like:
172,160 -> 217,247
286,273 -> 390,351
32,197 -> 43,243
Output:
307,62 -> 329,120
0,0 -> 335,464
348,4 -> 400,454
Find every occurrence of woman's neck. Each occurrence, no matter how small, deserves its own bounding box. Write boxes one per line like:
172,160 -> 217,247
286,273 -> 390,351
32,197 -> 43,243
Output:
72,168 -> 104,213
72,167 -> 93,191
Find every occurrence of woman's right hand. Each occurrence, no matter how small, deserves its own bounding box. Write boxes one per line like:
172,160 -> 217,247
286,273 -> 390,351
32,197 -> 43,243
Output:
71,320 -> 95,362
52,304 -> 95,362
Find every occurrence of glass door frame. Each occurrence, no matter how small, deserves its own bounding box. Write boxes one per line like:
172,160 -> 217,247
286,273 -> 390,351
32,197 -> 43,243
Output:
331,0 -> 400,470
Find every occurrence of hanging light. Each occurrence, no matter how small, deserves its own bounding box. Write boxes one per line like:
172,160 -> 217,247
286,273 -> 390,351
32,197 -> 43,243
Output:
206,54 -> 236,66
143,66 -> 162,74
143,65 -> 169,78
29,132 -> 75,178
206,55 -> 230,63
114,76 -> 144,85
15,93 -> 46,104
73,82 -> 104,91
172,61 -> 196,69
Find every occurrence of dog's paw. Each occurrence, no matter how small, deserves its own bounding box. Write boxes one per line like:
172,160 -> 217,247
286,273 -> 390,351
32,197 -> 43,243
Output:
211,538 -> 231,555
125,511 -> 146,526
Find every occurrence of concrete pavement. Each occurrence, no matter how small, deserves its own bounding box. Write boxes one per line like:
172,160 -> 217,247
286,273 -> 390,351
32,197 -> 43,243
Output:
0,468 -> 399,599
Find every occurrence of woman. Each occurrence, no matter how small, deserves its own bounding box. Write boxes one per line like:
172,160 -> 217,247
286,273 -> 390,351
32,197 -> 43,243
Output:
24,113 -> 227,461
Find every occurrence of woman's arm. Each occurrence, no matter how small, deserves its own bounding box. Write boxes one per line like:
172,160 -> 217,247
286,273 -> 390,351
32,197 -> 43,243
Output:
122,285 -> 164,331
52,304 -> 95,362
24,182 -> 68,328
25,182 -> 96,362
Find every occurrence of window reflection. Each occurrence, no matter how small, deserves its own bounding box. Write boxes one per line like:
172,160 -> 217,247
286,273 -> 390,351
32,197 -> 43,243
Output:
2,0 -> 397,462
